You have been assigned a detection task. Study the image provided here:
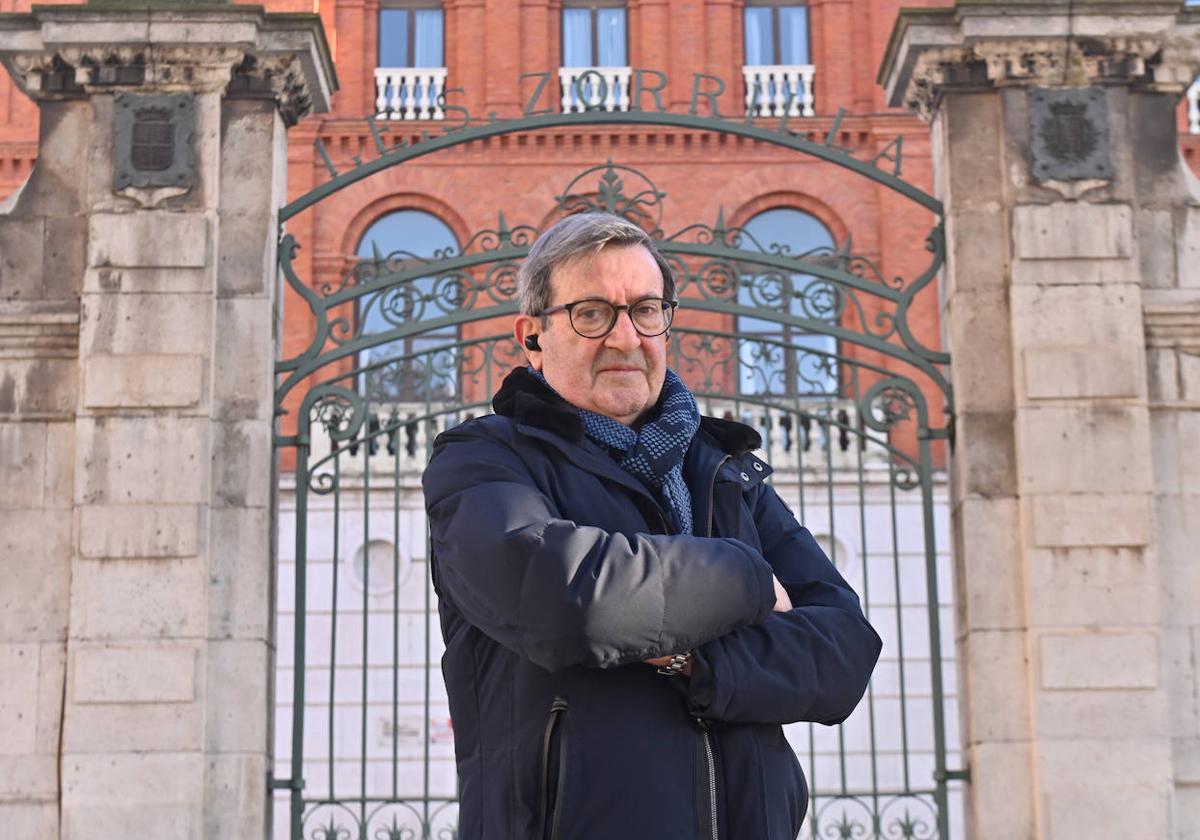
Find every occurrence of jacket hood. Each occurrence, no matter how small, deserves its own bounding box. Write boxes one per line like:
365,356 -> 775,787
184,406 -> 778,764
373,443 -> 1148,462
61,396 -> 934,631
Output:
492,366 -> 762,456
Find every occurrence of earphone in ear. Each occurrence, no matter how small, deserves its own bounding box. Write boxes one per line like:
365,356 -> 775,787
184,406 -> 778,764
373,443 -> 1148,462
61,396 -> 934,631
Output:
523,334 -> 541,351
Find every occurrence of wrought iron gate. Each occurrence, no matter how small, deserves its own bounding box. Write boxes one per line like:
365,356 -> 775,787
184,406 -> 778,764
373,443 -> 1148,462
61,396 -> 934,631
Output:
272,111 -> 958,840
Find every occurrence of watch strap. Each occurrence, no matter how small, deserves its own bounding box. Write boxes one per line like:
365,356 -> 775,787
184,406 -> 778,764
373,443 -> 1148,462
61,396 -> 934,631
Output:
656,651 -> 691,676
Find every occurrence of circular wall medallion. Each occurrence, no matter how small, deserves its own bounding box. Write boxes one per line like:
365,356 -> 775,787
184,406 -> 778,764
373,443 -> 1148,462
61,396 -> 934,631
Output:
349,538 -> 411,595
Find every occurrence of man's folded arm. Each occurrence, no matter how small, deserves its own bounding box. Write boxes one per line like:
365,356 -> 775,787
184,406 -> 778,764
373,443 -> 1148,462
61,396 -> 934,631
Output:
423,427 -> 777,672
683,487 -> 883,725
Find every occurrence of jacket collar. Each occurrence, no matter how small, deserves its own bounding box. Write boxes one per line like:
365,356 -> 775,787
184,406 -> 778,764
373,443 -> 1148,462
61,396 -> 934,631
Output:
492,366 -> 586,443
697,415 -> 762,458
492,367 -> 762,458
493,367 -> 658,508
493,367 -> 767,536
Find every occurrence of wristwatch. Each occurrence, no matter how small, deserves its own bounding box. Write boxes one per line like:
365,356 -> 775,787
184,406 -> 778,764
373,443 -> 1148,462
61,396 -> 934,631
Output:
656,651 -> 691,676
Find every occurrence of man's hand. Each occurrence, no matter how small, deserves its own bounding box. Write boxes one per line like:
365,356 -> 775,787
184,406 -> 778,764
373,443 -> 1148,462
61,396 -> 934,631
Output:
645,576 -> 791,672
772,574 -> 793,612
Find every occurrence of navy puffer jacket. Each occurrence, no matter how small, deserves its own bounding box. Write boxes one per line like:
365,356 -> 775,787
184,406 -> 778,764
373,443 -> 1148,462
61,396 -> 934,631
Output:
422,368 -> 881,840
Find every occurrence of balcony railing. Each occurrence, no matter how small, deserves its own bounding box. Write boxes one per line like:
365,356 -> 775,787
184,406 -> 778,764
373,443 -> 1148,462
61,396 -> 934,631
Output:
1189,79 -> 1199,134
743,65 -> 816,118
374,67 -> 447,120
558,66 -> 632,113
312,398 -> 893,479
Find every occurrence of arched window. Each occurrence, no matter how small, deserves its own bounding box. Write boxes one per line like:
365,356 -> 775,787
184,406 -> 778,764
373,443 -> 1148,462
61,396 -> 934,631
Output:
737,207 -> 838,397
356,209 -> 460,401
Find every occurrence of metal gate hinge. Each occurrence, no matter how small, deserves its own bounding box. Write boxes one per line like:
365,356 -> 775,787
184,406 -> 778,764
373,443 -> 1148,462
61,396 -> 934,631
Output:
268,774 -> 305,791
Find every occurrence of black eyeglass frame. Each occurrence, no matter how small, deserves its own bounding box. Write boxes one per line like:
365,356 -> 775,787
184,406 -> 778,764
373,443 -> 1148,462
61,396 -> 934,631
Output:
538,296 -> 679,338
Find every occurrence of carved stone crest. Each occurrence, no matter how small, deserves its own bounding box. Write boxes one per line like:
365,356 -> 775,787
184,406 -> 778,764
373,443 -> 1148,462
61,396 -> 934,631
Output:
113,92 -> 196,190
1030,87 -> 1112,183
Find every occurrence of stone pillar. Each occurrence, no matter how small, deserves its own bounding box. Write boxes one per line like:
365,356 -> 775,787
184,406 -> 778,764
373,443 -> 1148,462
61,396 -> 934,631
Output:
881,4 -> 1200,839
0,6 -> 333,837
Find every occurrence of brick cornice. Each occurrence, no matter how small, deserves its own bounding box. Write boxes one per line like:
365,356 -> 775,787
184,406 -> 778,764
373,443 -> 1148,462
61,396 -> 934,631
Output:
314,111 -> 930,140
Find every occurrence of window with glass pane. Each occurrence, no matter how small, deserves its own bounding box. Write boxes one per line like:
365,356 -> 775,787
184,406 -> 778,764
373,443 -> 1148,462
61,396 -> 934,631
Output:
737,208 -> 837,398
562,2 -> 627,66
356,210 -> 459,401
743,2 -> 809,65
379,2 -> 444,68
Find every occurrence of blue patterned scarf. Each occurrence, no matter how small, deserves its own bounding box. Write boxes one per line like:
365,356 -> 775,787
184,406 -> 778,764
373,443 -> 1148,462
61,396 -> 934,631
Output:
533,368 -> 700,534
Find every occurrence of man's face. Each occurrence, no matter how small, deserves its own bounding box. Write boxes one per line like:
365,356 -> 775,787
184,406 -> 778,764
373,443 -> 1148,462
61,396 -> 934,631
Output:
521,244 -> 668,425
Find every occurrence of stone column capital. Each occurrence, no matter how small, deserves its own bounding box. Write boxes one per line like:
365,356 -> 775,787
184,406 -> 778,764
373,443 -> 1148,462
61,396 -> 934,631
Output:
0,6 -> 336,121
879,2 -> 1200,121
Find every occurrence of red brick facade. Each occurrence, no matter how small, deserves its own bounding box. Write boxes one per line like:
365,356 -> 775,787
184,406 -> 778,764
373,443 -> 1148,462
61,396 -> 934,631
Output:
284,0 -> 964,464
0,0 -> 1195,213
0,0 -> 1198,466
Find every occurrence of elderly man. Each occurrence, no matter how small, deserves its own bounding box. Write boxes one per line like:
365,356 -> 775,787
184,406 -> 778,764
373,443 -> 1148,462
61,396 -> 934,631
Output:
422,213 -> 881,839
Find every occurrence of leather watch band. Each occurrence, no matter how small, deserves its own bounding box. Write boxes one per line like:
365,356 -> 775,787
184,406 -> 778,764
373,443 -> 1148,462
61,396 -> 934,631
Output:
656,651 -> 691,676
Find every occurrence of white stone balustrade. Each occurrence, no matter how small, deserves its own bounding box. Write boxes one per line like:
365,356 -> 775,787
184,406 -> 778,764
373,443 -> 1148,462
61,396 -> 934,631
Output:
1189,79 -> 1199,134
703,399 -> 894,476
558,66 -> 632,113
374,67 -> 447,120
743,64 -> 816,118
310,398 -> 894,479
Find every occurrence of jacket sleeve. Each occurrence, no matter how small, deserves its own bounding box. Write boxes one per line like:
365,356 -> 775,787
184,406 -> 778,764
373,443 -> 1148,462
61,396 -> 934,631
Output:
422,423 -> 777,673
683,485 -> 882,726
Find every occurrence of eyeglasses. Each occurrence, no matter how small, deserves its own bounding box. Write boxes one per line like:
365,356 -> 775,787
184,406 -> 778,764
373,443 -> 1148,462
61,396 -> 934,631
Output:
539,297 -> 678,339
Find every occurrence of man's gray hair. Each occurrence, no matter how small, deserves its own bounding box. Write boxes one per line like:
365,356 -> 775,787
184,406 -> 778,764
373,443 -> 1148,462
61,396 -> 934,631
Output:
516,213 -> 677,315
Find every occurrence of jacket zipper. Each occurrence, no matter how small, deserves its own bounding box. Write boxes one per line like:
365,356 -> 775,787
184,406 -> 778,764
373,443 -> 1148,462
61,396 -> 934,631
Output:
695,455 -> 729,839
538,697 -> 569,840
538,435 -> 725,838
705,455 -> 732,537
696,717 -> 719,840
